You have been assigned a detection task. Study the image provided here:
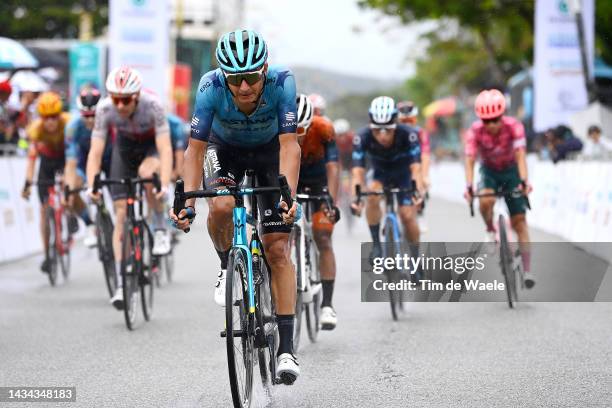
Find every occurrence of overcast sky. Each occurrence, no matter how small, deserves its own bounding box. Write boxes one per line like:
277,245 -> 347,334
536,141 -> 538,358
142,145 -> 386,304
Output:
245,0 -> 431,80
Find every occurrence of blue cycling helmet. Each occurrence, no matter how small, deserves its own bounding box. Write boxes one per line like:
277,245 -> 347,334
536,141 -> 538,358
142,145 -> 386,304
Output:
369,96 -> 397,125
216,29 -> 268,73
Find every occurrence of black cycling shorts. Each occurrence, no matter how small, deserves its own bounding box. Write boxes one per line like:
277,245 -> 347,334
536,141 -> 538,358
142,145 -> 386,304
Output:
204,135 -> 291,234
109,141 -> 158,200
37,156 -> 65,204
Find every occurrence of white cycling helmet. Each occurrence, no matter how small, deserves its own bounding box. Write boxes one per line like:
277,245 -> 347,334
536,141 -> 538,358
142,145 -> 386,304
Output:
297,93 -> 314,129
308,93 -> 327,111
369,96 -> 397,125
105,66 -> 143,95
333,118 -> 350,134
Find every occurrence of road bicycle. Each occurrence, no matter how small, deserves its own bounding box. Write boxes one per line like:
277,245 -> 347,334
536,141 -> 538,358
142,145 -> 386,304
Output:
291,188 -> 335,351
36,173 -> 73,286
93,173 -> 160,330
173,172 -> 293,408
469,186 -> 531,309
354,183 -> 420,321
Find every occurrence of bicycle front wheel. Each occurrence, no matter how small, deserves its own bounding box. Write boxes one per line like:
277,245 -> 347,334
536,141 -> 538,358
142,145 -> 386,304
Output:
383,217 -> 401,321
291,227 -> 304,352
45,207 -> 58,286
58,212 -> 71,280
122,222 -> 139,330
305,234 -> 321,342
498,214 -> 515,309
97,210 -> 116,298
226,248 -> 254,408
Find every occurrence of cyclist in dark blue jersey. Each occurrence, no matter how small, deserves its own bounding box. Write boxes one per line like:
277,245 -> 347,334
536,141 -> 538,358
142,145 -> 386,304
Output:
170,29 -> 301,384
167,113 -> 187,179
351,96 -> 424,260
64,88 -> 111,247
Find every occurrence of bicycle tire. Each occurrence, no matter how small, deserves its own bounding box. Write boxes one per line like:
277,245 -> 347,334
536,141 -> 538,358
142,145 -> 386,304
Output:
498,214 -> 515,309
141,223 -> 154,321
97,210 -> 116,298
164,249 -> 174,284
292,226 -> 304,352
383,217 -> 400,321
256,254 -> 276,388
58,212 -> 71,280
122,221 -> 139,330
226,248 -> 254,408
45,206 -> 58,286
305,233 -> 321,342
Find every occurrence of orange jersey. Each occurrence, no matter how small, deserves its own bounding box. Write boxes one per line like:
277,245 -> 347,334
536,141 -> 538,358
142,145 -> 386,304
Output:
300,116 -> 335,165
26,112 -> 70,159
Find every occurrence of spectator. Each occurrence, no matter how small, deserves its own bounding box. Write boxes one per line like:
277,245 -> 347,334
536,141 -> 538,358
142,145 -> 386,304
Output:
0,79 -> 17,154
544,125 -> 583,163
582,125 -> 612,160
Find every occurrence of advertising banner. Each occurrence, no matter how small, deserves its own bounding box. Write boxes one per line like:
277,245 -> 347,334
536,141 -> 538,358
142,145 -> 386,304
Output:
534,0 -> 595,131
172,64 -> 192,121
109,0 -> 169,105
68,42 -> 105,108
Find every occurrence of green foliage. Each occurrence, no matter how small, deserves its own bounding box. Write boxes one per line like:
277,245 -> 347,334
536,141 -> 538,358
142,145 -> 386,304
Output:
0,1 -> 109,39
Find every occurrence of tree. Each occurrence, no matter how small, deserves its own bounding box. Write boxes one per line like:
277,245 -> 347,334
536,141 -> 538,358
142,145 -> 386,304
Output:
0,1 -> 109,39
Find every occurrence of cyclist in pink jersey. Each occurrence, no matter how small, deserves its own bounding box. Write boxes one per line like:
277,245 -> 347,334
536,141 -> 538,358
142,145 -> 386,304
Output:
463,89 -> 535,288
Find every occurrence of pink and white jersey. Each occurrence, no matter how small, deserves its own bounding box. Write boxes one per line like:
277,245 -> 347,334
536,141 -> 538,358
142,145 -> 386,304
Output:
464,116 -> 526,171
418,127 -> 431,155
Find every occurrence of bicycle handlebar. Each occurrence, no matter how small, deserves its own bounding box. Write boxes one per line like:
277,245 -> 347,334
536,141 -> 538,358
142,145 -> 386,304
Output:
468,188 -> 531,217
92,173 -> 161,195
173,175 -> 293,234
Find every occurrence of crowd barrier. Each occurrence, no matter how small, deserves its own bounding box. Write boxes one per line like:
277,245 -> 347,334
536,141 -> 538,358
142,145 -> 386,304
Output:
430,157 -> 612,261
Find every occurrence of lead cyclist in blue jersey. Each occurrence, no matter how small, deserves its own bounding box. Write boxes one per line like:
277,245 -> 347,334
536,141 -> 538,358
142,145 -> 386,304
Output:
170,30 -> 302,384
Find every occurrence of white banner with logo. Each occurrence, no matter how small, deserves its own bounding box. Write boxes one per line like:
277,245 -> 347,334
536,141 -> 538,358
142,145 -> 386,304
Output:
534,0 -> 595,132
109,0 -> 169,104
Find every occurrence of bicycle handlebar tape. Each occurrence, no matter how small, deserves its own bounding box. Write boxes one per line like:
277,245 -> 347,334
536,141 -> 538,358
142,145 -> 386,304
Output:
152,172 -> 161,192
355,184 -> 362,202
92,173 -> 101,194
173,179 -> 189,234
278,175 -> 293,210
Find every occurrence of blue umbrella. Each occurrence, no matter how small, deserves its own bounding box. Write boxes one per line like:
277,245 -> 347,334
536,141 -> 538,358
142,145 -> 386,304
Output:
0,37 -> 39,69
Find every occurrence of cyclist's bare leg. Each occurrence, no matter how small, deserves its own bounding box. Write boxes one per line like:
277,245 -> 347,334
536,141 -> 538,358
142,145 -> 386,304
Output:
313,230 -> 335,281
511,213 -> 531,272
40,204 -> 50,256
112,199 -> 127,282
398,204 -> 419,244
262,232 -> 296,314
139,156 -> 164,216
478,188 -> 496,231
365,180 -> 383,226
206,195 -> 234,252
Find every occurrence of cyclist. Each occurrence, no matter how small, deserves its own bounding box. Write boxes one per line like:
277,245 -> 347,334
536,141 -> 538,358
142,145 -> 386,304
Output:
463,89 -> 534,288
167,113 -> 187,179
333,118 -> 354,170
170,30 -> 301,384
296,94 -> 340,330
87,66 -> 173,309
398,100 -> 430,233
21,92 -> 71,273
308,93 -> 327,118
64,88 -> 111,248
350,96 -> 424,261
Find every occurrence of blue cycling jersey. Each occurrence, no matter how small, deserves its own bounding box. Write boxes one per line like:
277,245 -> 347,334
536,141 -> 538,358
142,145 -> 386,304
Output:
190,65 -> 297,147
65,116 -> 112,176
167,113 -> 187,151
352,124 -> 421,170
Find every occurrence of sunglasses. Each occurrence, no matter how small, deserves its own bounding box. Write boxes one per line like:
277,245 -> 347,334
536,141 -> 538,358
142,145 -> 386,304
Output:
223,69 -> 265,87
41,114 -> 60,120
483,116 -> 502,125
370,124 -> 396,131
111,95 -> 135,106
81,112 -> 96,118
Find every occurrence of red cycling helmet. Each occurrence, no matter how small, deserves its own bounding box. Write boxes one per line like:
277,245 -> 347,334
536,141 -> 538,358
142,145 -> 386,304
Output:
474,89 -> 506,120
0,80 -> 12,94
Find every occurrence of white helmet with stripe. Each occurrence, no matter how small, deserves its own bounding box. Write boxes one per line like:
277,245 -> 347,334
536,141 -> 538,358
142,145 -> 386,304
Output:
296,93 -> 314,129
369,96 -> 397,125
105,66 -> 143,95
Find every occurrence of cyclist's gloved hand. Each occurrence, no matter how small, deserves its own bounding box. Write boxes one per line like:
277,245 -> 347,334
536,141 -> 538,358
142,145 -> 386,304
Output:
463,185 -> 474,202
519,180 -> 533,195
170,206 -> 195,230
21,180 -> 31,200
326,205 -> 341,223
278,200 -> 302,224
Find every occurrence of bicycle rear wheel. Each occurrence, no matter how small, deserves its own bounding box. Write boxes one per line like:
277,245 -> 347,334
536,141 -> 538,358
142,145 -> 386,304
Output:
498,214 -> 515,309
383,217 -> 401,321
122,222 -> 139,330
97,210 -> 116,298
140,224 -> 154,321
226,248 -> 254,408
45,207 -> 58,286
